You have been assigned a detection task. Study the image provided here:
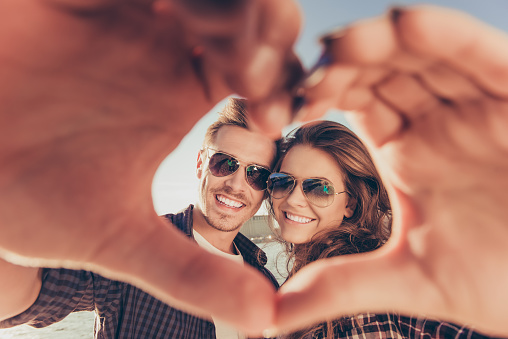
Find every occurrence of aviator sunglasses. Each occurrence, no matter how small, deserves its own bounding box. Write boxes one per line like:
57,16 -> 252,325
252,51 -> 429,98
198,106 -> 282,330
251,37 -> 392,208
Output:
267,172 -> 347,207
205,148 -> 272,191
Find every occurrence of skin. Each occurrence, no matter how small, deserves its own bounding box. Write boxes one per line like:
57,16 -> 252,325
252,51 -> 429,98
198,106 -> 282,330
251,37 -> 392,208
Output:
274,5 -> 508,337
193,125 -> 276,254
1,2 -> 508,337
271,145 -> 354,244
0,0 -> 301,334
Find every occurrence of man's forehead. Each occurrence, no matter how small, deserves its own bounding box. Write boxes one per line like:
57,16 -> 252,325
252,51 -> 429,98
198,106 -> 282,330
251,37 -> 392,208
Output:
211,125 -> 276,167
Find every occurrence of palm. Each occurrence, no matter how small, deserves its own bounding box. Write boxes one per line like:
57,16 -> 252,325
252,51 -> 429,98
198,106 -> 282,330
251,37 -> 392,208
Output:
277,6 -> 508,337
0,0 -> 301,334
0,0 -> 223,262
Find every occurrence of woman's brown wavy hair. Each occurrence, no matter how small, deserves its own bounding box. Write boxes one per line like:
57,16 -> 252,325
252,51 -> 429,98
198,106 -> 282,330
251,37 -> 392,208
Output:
266,120 -> 392,339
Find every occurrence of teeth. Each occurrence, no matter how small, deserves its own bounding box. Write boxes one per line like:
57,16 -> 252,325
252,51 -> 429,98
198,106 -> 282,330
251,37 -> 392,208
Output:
217,195 -> 243,208
285,212 -> 313,224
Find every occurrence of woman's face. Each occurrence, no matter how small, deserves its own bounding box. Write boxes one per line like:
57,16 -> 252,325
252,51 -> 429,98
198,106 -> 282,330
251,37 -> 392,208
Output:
271,144 -> 354,244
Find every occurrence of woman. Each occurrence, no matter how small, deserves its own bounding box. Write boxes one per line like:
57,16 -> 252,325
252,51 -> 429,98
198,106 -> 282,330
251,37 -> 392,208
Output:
266,120 -> 488,339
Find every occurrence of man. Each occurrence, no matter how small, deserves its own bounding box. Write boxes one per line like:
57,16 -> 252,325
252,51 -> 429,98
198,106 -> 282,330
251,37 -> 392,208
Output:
1,1 -> 508,337
0,0 -> 301,335
0,98 -> 279,338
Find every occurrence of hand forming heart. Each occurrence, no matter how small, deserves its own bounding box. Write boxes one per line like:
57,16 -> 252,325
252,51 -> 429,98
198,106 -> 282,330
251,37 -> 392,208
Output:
0,1 -> 507,337
274,5 -> 508,337
0,0 -> 301,333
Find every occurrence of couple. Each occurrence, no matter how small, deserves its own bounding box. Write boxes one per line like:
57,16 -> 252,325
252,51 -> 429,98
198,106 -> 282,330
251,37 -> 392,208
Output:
1,2 -> 508,338
1,97 -> 491,339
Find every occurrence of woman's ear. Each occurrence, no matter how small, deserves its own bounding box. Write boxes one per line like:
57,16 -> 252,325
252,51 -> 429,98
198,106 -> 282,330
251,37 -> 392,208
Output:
344,195 -> 357,218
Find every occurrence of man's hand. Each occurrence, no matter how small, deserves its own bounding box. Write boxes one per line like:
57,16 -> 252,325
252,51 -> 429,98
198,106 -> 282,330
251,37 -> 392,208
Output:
275,5 -> 508,337
0,0 -> 302,334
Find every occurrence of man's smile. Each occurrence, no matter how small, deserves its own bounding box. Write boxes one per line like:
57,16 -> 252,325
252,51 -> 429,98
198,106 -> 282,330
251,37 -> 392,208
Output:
216,194 -> 245,209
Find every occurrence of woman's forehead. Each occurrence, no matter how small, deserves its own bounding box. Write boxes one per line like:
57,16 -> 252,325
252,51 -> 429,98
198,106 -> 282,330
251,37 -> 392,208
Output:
281,145 -> 346,183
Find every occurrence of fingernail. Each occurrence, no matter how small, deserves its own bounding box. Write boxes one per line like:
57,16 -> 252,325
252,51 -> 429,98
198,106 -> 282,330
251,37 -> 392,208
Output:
190,46 -> 211,101
262,327 -> 279,338
292,94 -> 306,118
389,6 -> 404,23
319,27 -> 346,46
305,51 -> 332,89
312,51 -> 333,70
290,88 -> 307,123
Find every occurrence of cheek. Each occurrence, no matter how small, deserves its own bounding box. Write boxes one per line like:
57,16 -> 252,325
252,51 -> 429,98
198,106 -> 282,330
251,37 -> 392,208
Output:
271,199 -> 283,215
204,174 -> 222,190
250,190 -> 266,207
315,205 -> 346,230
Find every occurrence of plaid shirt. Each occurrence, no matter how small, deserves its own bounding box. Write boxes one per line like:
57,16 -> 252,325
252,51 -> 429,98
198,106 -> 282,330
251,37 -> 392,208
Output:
0,205 -> 279,338
297,312 -> 495,339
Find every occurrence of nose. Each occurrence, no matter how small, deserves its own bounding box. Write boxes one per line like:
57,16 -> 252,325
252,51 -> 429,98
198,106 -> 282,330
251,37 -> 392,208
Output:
224,166 -> 248,191
284,181 -> 308,207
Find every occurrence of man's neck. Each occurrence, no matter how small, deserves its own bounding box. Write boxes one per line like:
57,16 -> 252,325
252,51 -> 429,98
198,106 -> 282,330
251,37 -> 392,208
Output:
192,207 -> 240,255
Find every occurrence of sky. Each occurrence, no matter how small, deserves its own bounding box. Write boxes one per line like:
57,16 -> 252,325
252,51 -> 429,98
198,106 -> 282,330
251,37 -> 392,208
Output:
152,0 -> 508,216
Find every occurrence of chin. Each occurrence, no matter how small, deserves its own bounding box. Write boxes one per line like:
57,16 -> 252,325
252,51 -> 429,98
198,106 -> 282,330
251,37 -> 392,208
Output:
280,230 -> 306,245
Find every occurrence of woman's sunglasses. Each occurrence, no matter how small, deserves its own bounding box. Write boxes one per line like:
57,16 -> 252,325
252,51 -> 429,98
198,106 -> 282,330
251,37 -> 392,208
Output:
267,172 -> 346,207
205,148 -> 272,191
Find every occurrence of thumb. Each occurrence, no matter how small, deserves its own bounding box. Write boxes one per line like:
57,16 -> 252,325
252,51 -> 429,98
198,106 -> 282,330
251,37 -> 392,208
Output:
162,0 -> 305,139
166,0 -> 303,100
272,241 -> 444,335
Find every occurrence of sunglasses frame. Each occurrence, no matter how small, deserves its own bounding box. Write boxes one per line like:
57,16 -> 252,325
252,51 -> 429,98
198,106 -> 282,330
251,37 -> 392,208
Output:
267,172 -> 347,207
204,148 -> 272,191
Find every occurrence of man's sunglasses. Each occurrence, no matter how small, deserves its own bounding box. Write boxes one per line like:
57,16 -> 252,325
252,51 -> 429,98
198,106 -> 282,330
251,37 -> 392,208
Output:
267,172 -> 346,207
205,148 -> 272,191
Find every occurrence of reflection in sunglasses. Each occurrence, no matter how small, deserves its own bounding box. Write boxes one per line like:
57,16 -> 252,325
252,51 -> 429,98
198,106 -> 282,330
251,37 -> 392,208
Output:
206,148 -> 272,191
267,172 -> 346,207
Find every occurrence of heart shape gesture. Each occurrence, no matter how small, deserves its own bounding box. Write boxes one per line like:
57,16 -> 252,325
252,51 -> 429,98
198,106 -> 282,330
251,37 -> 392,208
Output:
1,1 -> 507,338
275,5 -> 508,337
0,0 -> 301,333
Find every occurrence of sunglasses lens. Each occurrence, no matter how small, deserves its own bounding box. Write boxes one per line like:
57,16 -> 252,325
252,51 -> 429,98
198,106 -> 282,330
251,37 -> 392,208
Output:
208,152 -> 239,177
302,179 -> 335,207
267,173 -> 295,198
246,165 -> 271,191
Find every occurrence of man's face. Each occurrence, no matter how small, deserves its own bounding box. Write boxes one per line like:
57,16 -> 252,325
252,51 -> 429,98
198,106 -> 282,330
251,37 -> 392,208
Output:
197,125 -> 276,232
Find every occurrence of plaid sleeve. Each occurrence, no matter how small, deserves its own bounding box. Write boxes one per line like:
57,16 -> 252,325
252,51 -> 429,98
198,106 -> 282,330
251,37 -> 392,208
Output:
394,314 -> 494,338
0,268 -> 96,329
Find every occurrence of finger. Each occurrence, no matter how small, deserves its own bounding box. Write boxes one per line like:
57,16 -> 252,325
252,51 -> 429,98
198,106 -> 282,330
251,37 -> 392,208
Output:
303,63 -> 405,147
305,5 -> 508,148
373,72 -> 442,120
418,62 -> 485,102
247,52 -> 306,138
393,5 -> 508,98
272,244 -> 446,335
303,64 -> 358,121
85,214 -> 277,335
158,0 -> 304,138
344,99 -> 404,149
321,15 -> 396,65
302,14 -> 412,141
167,0 -> 302,100
246,92 -> 293,139
0,149 -> 275,335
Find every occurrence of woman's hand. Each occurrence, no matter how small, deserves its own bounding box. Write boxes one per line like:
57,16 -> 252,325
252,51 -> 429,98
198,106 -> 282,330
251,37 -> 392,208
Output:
0,0 -> 302,334
275,5 -> 508,337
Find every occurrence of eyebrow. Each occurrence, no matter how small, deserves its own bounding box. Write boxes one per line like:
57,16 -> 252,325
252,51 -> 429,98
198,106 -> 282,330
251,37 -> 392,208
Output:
212,148 -> 272,169
279,171 -> 334,183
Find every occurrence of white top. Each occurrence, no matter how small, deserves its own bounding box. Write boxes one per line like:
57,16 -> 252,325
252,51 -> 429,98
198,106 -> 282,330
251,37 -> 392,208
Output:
193,230 -> 246,339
